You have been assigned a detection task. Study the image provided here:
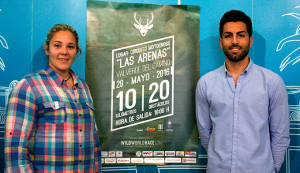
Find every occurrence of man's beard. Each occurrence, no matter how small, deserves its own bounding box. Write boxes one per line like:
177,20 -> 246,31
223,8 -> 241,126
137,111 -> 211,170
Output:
223,44 -> 250,62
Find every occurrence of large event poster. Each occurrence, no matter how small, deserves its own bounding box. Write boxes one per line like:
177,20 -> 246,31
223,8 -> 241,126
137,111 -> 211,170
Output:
86,1 -> 199,165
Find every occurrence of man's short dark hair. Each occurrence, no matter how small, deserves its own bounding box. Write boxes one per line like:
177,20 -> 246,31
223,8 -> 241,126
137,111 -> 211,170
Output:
219,10 -> 252,38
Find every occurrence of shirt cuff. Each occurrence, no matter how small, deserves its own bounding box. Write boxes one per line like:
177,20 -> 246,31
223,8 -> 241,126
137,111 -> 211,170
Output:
5,164 -> 33,173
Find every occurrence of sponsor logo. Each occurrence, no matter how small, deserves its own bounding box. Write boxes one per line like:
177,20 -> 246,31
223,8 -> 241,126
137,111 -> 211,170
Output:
109,151 -> 116,157
101,158 -> 104,164
136,151 -> 142,157
146,127 -> 155,131
123,151 -> 136,157
117,158 -> 131,163
158,124 -> 164,130
143,151 -> 153,157
165,158 -> 182,163
176,151 -> 184,157
101,151 -> 108,157
166,120 -> 173,131
167,120 -> 172,128
182,158 -> 197,163
116,151 -> 123,157
154,151 -> 164,156
131,158 -> 144,163
185,151 -> 197,157
144,158 -> 165,163
165,128 -> 173,132
105,158 -> 117,164
121,140 -> 155,146
165,151 -> 175,156
133,12 -> 154,37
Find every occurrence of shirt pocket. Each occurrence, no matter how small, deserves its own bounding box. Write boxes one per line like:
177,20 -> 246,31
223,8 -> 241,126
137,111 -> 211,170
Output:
39,101 -> 67,124
82,102 -> 94,120
83,102 -> 96,131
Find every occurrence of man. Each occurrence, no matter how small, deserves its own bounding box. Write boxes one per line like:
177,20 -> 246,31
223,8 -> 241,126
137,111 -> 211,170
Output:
196,10 -> 290,173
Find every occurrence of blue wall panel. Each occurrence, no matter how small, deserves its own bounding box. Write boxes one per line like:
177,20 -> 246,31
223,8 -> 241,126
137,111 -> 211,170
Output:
0,1 -> 32,84
1,0 -> 300,172
0,0 -> 33,170
32,0 -> 87,80
253,2 -> 300,172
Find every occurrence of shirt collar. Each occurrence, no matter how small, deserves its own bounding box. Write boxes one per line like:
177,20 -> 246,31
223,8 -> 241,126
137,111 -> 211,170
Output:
44,64 -> 81,88
70,69 -> 82,89
223,58 -> 253,77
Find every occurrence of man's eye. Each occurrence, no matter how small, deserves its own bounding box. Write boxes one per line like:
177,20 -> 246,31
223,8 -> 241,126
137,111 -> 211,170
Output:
239,34 -> 245,38
68,46 -> 75,49
224,35 -> 231,38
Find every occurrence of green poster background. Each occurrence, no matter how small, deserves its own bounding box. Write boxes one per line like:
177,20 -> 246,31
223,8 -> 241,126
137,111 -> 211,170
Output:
86,1 -> 199,165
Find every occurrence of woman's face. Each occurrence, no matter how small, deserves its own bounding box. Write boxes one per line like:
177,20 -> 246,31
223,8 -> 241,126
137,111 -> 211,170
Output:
45,30 -> 77,75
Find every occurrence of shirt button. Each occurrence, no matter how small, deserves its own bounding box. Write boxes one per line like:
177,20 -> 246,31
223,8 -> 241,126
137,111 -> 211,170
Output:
233,152 -> 236,155
80,144 -> 82,147
235,98 -> 238,100
232,171 -> 235,173
75,100 -> 77,103
79,114 -> 82,117
80,129 -> 82,132
234,115 -> 238,118
233,133 -> 237,136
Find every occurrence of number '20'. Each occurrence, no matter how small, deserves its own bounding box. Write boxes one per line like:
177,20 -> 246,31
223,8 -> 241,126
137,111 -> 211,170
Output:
116,80 -> 170,111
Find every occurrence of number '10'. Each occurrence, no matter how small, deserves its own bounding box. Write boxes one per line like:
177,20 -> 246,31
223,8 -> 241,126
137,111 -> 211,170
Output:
116,80 -> 170,111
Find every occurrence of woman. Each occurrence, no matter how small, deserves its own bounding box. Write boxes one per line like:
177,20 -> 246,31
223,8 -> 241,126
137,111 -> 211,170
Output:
5,24 -> 101,172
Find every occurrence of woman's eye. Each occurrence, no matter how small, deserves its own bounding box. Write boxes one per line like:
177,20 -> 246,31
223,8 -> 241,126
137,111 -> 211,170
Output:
54,44 -> 60,48
68,46 -> 75,49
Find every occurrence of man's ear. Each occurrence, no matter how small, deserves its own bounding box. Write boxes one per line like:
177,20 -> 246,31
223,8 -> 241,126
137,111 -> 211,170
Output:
249,36 -> 253,48
219,37 -> 223,49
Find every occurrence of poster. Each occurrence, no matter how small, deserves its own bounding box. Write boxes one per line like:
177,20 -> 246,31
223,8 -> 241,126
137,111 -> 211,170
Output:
86,1 -> 200,165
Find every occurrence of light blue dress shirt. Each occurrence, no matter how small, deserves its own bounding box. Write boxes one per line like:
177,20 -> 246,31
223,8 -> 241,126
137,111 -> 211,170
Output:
196,59 -> 290,173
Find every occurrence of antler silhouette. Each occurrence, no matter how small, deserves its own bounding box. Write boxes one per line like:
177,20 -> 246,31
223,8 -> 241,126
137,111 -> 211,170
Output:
133,12 -> 154,36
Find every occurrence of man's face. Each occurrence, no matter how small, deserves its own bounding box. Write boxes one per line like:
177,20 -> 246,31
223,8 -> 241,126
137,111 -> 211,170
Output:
219,21 -> 253,62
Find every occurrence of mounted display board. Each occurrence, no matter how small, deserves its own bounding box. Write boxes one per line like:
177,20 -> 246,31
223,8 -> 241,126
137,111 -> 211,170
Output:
86,1 -> 200,165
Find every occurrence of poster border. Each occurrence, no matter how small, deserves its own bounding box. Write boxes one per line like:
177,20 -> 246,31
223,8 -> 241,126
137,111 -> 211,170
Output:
110,35 -> 175,132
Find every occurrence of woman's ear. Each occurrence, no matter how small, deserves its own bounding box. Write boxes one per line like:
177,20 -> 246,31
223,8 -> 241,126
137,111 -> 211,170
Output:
44,44 -> 49,55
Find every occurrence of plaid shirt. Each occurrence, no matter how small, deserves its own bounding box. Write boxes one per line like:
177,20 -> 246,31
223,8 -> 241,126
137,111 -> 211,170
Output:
5,65 -> 101,173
